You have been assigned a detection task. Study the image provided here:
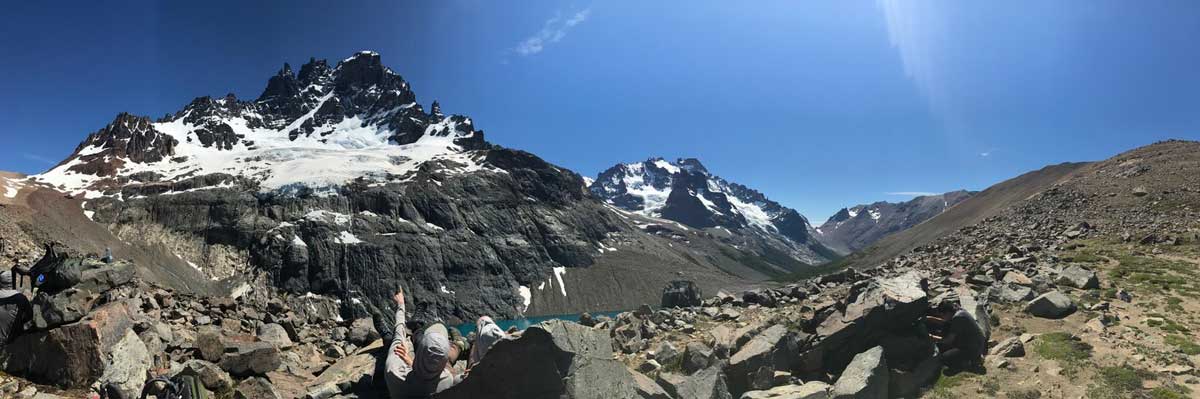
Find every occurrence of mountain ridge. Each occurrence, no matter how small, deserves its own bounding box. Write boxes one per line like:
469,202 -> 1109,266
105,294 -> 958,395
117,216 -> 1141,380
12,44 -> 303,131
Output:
590,157 -> 837,270
816,190 -> 975,254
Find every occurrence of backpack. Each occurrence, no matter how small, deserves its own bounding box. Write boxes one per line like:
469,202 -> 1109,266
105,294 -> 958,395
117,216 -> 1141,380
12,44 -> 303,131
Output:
138,375 -> 207,399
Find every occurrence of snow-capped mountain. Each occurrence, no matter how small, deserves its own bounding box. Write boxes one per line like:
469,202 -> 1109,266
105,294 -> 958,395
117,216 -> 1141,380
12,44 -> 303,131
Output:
817,190 -> 975,253
591,158 -> 837,267
37,51 -> 492,196
17,51 -> 779,326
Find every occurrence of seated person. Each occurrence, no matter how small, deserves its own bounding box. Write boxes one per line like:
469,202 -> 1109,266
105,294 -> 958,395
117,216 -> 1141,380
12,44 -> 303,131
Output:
0,289 -> 31,346
385,288 -> 464,398
928,301 -> 986,373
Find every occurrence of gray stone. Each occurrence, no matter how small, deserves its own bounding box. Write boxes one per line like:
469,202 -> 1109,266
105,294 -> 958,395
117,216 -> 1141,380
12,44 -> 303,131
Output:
989,337 -> 1025,357
2,302 -> 135,389
682,342 -> 714,375
831,346 -> 887,399
347,317 -> 380,346
1024,291 -> 1076,319
996,283 -> 1035,303
438,320 -> 638,399
220,342 -> 282,377
234,377 -> 282,399
179,359 -> 234,393
727,325 -> 788,396
631,369 -> 671,399
1056,265 -> 1099,289
740,382 -> 831,399
257,323 -> 293,348
676,364 -> 733,399
655,341 -> 680,367
96,329 -> 151,399
195,328 -> 225,362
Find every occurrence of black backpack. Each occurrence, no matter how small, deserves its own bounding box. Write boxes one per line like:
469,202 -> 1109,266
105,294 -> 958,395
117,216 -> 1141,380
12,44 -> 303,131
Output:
137,375 -> 206,399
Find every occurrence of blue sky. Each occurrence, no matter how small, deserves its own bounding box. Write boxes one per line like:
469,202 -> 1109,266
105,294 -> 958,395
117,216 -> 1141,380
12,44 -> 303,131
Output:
2,1 -> 1199,222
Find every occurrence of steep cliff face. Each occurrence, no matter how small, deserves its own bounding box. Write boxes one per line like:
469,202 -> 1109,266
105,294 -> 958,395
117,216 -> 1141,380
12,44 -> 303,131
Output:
817,190 -> 975,254
590,158 -> 838,272
27,51 -> 754,325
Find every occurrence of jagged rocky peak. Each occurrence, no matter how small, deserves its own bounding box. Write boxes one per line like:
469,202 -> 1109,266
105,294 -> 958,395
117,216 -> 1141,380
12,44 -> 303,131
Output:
591,157 -> 834,264
34,50 -> 490,196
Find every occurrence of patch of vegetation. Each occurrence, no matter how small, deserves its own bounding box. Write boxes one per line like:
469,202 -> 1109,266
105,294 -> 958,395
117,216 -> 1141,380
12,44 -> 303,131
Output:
1164,334 -> 1200,355
1165,296 -> 1185,313
1061,250 -> 1105,263
925,372 -> 971,399
1108,254 -> 1198,295
1147,317 -> 1190,334
1150,386 -> 1192,399
1086,366 -> 1163,399
1034,332 -> 1092,361
1005,389 -> 1042,399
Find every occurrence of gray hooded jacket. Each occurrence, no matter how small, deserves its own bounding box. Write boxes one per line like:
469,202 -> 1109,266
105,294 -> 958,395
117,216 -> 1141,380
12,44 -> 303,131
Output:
385,303 -> 462,399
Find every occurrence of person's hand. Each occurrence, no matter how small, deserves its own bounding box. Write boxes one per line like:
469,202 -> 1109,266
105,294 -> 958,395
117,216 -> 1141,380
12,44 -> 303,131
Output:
393,287 -> 405,307
394,343 -> 413,367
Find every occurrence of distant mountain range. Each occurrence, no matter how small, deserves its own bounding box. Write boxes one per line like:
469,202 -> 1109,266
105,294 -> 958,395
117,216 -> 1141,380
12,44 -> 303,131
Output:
590,158 -> 838,268
816,190 -> 975,253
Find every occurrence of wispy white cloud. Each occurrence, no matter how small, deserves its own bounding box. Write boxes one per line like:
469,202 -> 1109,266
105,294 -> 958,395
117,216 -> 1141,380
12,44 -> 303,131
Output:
515,8 -> 591,56
979,148 -> 996,157
22,153 -> 56,165
885,191 -> 938,197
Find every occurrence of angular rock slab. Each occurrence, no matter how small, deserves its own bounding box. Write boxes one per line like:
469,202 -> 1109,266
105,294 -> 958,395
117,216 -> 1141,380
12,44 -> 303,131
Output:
801,272 -> 927,375
831,346 -> 888,399
1024,291 -> 1076,319
1056,265 -> 1099,289
438,319 -> 639,399
741,381 -> 831,399
1,302 -> 134,388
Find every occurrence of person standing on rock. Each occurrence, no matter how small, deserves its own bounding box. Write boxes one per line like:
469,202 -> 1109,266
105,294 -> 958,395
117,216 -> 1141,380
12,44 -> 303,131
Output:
385,287 -> 464,398
928,301 -> 986,374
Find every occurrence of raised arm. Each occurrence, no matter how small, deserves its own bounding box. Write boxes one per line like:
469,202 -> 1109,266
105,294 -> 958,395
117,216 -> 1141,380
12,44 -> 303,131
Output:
385,288 -> 414,387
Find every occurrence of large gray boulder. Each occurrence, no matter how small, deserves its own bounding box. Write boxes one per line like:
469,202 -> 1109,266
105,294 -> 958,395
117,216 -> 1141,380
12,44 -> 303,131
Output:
995,283 -> 1035,303
1056,265 -> 1099,289
1024,291 -> 1076,319
257,323 -> 293,348
831,346 -> 887,399
676,364 -> 733,399
1,302 -> 135,389
631,369 -> 671,399
662,280 -> 703,308
97,329 -> 151,399
741,382 -> 831,399
438,320 -> 639,399
347,317 -> 380,345
726,325 -> 788,396
799,272 -> 927,375
306,341 -> 383,397
682,342 -> 715,375
178,359 -> 234,394
220,341 -> 282,377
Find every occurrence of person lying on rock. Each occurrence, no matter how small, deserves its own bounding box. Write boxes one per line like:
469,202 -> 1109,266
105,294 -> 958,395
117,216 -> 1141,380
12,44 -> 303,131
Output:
927,301 -> 986,374
386,287 -> 464,398
467,315 -> 508,369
